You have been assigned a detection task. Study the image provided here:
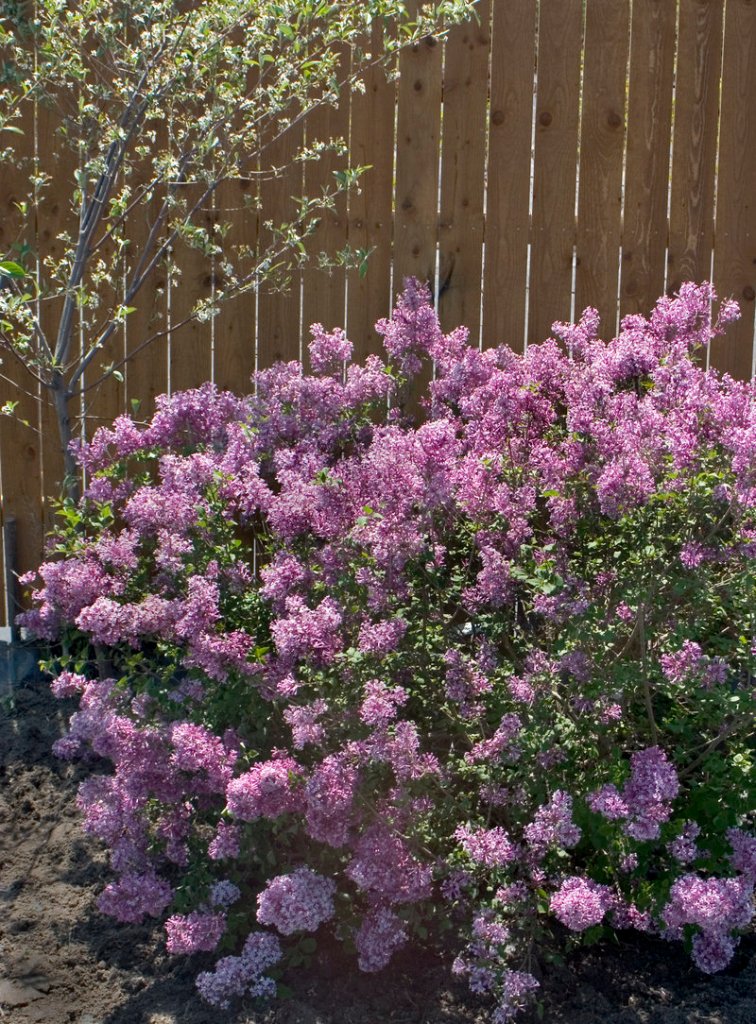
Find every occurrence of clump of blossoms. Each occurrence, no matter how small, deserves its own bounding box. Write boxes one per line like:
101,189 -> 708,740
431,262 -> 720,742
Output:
22,280 -> 756,1018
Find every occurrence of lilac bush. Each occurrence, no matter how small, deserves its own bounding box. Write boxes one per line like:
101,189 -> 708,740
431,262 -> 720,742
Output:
21,279 -> 756,1019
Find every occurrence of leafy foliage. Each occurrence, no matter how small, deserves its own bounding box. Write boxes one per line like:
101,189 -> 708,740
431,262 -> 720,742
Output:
0,0 -> 474,489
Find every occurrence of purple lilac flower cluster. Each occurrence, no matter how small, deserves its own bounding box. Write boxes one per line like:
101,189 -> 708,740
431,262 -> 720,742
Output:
588,747 -> 680,840
23,279 -> 756,1017
256,868 -> 336,934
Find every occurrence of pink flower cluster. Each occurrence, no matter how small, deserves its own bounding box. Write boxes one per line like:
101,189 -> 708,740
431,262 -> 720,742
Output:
589,747 -> 679,840
662,872 -> 754,972
354,907 -> 408,972
455,825 -> 518,868
524,790 -> 582,858
226,757 -> 303,821
23,279 -> 756,1014
256,868 -> 336,935
165,911 -> 226,954
550,876 -> 614,931
195,932 -> 282,1009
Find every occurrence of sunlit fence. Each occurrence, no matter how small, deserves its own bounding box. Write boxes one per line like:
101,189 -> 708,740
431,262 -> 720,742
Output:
1,0 -> 755,627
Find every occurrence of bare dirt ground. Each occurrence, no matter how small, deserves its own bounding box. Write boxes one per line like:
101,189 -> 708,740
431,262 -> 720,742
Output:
1,676 -> 754,1024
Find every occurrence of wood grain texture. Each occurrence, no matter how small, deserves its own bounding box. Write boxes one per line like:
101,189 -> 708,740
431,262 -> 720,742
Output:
212,177 -> 258,395
122,149 -> 170,422
528,0 -> 583,347
346,27 -> 396,362
256,117 -> 305,370
576,0 -> 630,336
620,0 -> 676,317
710,0 -> 756,378
482,0 -> 537,352
167,179 -> 213,395
437,0 -> 490,340
0,95 -> 39,621
393,20 -> 443,292
302,50 -> 351,367
667,0 -> 723,296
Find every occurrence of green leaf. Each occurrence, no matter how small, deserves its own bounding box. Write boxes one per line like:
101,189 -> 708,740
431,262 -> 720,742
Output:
299,936 -> 317,954
0,260 -> 26,278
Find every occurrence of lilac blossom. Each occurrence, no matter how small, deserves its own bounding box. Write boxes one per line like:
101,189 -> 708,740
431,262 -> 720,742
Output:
209,881 -> 241,909
308,323 -> 353,375
524,790 -> 582,857
283,700 -> 328,748
208,822 -> 241,861
550,876 -> 614,931
347,824 -> 432,904
97,870 -> 173,924
256,868 -> 336,934
354,907 -> 408,972
165,911 -> 226,954
359,679 -> 408,727
357,617 -> 407,655
195,931 -> 282,1009
226,757 -> 303,821
667,821 -> 701,865
455,825 -> 518,868
305,753 -> 359,847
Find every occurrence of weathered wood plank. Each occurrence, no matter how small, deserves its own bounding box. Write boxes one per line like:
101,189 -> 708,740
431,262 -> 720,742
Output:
576,0 -> 630,335
437,0 -> 490,340
0,96 -> 43,615
393,18 -> 443,292
482,0 -> 537,352
346,27 -> 396,362
528,0 -> 583,346
302,50 -> 351,368
257,116 -> 305,370
620,0 -> 676,318
710,0 -> 756,379
667,0 -> 723,296
168,176 -> 213,394
212,177 -> 258,395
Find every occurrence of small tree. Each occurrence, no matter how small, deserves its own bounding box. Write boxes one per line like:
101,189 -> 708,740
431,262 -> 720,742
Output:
0,0 -> 474,495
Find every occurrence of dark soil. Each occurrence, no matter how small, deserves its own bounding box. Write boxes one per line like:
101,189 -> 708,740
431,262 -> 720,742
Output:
1,678 -> 754,1024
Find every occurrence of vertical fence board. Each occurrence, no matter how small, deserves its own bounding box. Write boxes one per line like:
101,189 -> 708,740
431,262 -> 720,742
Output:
528,0 -> 583,346
168,179 -> 213,394
302,54 -> 351,364
482,0 -> 537,352
346,29 -> 396,361
393,26 -> 443,292
257,117 -> 305,369
576,0 -> 630,335
0,96 -> 40,622
711,0 -> 756,378
437,1 -> 490,339
123,152 -> 169,423
620,0 -> 677,318
667,0 -> 723,295
213,179 -> 259,394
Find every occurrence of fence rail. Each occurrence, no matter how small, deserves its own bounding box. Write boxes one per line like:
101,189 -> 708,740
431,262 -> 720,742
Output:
2,0 -> 756,627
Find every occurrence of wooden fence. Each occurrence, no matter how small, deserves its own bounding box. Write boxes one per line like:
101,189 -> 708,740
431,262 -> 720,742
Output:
1,0 -> 756,628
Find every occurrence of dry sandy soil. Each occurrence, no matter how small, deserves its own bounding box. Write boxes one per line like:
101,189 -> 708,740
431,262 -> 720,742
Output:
1,672 -> 754,1024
